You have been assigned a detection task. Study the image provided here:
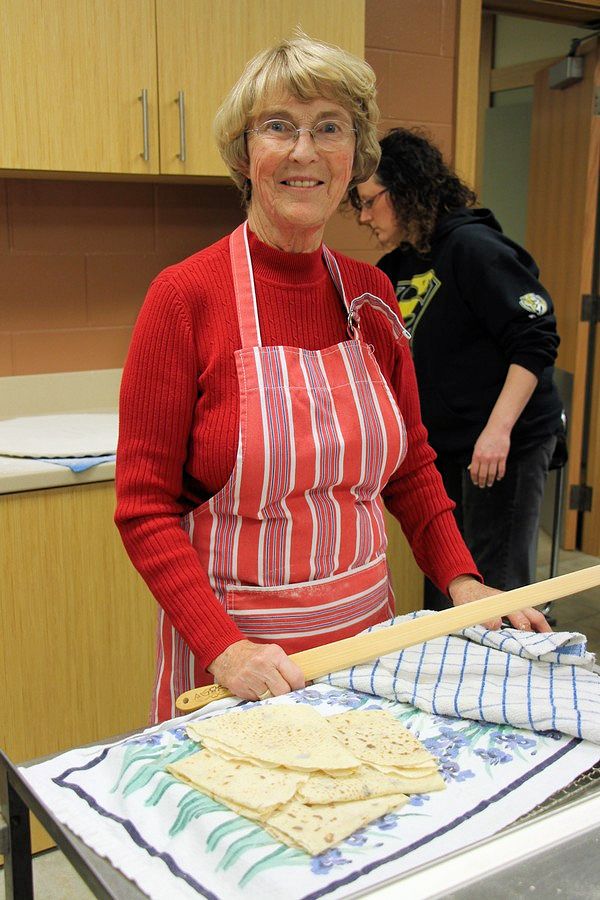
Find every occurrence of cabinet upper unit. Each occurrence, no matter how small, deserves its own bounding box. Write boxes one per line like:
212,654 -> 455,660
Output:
0,0 -> 365,178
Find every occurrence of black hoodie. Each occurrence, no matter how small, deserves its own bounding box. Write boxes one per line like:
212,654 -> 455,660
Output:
377,208 -> 563,457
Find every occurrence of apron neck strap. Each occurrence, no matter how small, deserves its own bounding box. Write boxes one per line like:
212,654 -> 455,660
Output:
229,222 -> 263,348
229,221 -> 349,349
347,293 -> 412,343
324,246 -> 410,344
322,245 -> 349,312
229,221 -> 410,347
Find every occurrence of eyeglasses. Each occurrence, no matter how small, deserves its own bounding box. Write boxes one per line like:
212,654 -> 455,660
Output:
245,118 -> 357,151
354,189 -> 388,212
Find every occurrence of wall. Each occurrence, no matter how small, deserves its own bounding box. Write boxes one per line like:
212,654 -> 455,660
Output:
0,180 -> 244,375
0,0 -> 458,376
494,14 -> 590,67
481,102 -> 532,245
326,0 -> 458,265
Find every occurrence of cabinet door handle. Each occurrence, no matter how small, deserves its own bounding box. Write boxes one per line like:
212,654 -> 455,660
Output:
139,88 -> 149,162
177,90 -> 186,163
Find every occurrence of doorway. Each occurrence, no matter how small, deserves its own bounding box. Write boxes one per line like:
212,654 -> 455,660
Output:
477,4 -> 600,554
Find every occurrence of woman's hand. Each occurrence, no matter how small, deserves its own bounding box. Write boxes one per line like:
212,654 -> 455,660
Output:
469,423 -> 510,487
448,575 -> 552,633
206,639 -> 306,700
468,364 -> 539,488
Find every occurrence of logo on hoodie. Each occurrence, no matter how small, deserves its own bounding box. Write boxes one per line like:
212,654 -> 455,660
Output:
394,269 -> 441,332
519,293 -> 548,316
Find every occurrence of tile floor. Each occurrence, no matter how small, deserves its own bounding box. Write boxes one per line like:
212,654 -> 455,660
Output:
2,530 -> 599,899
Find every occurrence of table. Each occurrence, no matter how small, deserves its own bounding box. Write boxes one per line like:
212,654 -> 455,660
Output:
3,703 -> 600,900
0,744 -> 144,900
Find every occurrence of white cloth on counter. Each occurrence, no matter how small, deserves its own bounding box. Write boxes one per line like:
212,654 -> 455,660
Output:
318,611 -> 600,743
0,413 -> 118,457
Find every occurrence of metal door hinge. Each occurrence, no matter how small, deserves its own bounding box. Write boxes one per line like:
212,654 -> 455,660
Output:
581,294 -> 600,323
569,484 -> 593,512
594,85 -> 600,117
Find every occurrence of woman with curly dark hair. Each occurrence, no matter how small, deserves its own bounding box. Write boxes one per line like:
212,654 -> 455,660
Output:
350,127 -> 563,611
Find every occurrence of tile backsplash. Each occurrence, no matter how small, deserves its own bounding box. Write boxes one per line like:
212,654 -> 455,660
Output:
0,180 -> 245,375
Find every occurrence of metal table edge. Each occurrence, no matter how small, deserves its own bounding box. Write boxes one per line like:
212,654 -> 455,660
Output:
0,747 -> 145,899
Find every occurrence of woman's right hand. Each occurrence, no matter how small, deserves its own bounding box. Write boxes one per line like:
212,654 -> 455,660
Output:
449,575 -> 552,633
206,639 -> 306,700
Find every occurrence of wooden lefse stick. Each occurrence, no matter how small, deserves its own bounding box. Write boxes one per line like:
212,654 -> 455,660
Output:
175,564 -> 600,712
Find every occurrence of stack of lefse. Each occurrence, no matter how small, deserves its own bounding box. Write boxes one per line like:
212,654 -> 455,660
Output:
167,704 -> 445,856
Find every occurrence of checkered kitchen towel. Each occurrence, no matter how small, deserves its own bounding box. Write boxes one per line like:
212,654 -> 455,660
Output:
319,611 -> 600,743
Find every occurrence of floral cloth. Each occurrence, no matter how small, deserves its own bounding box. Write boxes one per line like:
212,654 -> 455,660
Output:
319,613 -> 600,743
20,684 -> 600,900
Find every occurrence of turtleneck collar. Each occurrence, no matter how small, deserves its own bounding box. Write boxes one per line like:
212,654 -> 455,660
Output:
247,227 -> 329,287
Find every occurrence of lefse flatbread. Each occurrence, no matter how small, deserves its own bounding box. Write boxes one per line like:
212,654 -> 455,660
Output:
264,793 -> 410,856
186,704 -> 360,772
167,749 -> 308,818
297,765 -> 444,804
327,710 -> 435,766
171,703 -> 445,856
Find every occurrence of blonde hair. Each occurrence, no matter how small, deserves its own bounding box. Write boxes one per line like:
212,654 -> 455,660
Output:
213,33 -> 380,203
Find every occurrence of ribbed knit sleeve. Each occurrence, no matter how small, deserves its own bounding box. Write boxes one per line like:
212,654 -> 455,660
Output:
115,261 -> 246,670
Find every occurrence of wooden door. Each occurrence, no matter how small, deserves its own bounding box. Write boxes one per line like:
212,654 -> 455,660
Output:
156,0 -> 365,177
525,39 -> 600,552
0,0 -> 159,174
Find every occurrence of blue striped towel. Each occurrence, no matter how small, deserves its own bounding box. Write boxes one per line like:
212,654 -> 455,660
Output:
318,611 -> 600,743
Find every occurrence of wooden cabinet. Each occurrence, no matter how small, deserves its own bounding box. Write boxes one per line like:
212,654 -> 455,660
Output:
0,0 -> 160,175
156,0 -> 366,177
0,481 -> 156,852
0,0 -> 365,178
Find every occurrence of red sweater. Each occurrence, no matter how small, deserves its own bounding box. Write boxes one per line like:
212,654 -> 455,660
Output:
115,229 -> 479,670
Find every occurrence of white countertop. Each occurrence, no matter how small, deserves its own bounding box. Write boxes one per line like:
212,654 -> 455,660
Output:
0,369 -> 121,495
0,454 -> 116,495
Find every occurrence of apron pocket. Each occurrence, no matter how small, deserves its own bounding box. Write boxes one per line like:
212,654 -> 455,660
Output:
225,554 -> 392,644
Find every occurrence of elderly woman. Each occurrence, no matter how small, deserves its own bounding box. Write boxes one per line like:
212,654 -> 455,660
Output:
115,36 -> 550,724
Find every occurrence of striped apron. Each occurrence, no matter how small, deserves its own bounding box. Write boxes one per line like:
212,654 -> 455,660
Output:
152,222 -> 408,721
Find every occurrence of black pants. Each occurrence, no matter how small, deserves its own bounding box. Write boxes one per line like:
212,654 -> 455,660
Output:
424,436 -> 557,611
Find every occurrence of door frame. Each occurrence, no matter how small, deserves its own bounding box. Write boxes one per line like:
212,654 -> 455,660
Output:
454,0 -> 600,182
454,0 -> 600,553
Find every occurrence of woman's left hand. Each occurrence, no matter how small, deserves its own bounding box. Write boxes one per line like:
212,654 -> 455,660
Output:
448,575 -> 552,632
468,423 -> 511,488
468,365 -> 540,488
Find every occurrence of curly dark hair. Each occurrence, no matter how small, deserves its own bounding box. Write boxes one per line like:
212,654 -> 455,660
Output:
348,127 -> 477,254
